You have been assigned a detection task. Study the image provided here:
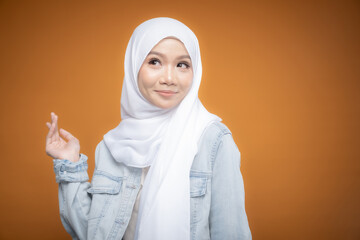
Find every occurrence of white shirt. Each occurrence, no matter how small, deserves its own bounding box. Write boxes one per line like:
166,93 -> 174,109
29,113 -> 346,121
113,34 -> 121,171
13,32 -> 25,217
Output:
123,166 -> 150,240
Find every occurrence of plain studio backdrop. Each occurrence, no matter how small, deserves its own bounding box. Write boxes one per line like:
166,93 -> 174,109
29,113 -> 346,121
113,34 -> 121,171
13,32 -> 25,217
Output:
0,0 -> 359,239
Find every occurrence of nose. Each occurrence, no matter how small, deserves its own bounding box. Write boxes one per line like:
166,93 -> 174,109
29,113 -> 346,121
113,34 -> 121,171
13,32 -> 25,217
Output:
160,65 -> 175,85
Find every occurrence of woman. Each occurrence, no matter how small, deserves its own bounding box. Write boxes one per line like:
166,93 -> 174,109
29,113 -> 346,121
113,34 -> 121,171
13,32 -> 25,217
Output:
46,17 -> 251,240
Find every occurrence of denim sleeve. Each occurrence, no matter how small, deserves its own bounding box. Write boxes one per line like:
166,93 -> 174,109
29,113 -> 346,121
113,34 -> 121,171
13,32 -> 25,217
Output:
53,153 -> 93,240
210,133 -> 252,240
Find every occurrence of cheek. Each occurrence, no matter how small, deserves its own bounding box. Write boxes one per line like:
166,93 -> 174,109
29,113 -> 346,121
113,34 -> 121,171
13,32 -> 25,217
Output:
138,68 -> 158,90
180,73 -> 193,93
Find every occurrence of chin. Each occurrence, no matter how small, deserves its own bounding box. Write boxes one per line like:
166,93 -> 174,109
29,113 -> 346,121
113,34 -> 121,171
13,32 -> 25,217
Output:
155,102 -> 179,110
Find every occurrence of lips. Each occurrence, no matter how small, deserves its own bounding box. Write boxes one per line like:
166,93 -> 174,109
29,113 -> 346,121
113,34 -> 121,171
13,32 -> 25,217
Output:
155,90 -> 177,97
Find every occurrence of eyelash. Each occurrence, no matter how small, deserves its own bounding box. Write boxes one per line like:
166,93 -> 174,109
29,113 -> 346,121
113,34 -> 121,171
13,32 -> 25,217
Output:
178,62 -> 190,69
148,58 -> 160,65
148,58 -> 190,69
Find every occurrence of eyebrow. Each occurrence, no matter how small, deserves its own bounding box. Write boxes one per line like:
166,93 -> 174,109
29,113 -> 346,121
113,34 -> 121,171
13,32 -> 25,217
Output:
148,51 -> 191,60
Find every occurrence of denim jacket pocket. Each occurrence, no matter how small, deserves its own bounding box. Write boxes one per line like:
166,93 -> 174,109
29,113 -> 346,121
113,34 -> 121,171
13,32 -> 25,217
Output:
87,170 -> 123,226
190,170 -> 210,197
190,170 -> 211,230
87,170 -> 123,195
190,176 -> 207,197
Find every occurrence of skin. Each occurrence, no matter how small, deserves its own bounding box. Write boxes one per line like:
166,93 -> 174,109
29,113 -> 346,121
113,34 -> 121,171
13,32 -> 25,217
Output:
138,37 -> 193,109
45,112 -> 80,162
46,37 -> 193,162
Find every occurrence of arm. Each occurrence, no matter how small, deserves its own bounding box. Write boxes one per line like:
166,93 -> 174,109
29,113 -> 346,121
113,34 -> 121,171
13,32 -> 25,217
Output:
46,112 -> 92,239
53,153 -> 92,240
209,133 -> 252,240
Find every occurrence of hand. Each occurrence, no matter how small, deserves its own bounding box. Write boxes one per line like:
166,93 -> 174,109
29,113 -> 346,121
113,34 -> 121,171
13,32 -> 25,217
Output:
45,112 -> 80,162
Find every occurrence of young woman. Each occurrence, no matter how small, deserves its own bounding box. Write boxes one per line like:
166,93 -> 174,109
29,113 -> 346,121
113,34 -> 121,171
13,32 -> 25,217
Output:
46,17 -> 251,240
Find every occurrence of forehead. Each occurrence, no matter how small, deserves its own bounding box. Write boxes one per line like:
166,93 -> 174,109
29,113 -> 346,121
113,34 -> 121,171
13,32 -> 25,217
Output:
150,37 -> 190,55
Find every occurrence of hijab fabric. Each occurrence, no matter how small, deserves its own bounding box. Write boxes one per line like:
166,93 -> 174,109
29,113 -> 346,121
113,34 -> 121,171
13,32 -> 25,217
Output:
103,17 -> 220,240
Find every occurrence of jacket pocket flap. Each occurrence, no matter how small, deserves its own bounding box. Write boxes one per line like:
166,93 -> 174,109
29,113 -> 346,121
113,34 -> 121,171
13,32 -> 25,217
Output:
87,170 -> 123,195
190,176 -> 208,197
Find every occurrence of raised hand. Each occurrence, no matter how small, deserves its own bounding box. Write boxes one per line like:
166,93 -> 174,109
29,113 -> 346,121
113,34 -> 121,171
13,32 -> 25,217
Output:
45,112 -> 80,162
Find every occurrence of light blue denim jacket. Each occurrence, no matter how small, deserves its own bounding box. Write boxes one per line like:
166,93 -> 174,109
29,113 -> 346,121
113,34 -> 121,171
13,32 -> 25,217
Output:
53,121 -> 251,240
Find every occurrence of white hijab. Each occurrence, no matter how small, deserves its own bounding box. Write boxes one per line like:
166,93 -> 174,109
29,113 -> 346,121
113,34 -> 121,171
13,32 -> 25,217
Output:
103,17 -> 220,240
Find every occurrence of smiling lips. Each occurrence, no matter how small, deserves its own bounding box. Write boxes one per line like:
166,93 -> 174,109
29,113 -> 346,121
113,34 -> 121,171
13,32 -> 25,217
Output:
155,90 -> 177,97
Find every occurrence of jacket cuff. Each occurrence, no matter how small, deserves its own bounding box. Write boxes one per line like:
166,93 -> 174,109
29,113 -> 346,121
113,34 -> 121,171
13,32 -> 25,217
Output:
53,153 -> 89,183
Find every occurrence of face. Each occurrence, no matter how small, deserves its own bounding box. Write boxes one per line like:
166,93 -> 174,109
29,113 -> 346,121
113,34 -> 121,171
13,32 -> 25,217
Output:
138,37 -> 193,109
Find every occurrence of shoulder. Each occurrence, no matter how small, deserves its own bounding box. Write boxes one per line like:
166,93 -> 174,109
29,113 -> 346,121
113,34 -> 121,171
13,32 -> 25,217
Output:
194,121 -> 240,170
94,140 -> 107,163
94,140 -> 119,170
201,121 -> 232,141
198,121 -> 234,154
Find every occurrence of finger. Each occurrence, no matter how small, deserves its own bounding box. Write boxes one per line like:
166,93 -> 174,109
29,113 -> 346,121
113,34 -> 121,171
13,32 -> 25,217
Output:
53,114 -> 60,142
50,112 -> 55,125
50,114 -> 59,143
59,128 -> 76,142
47,112 -> 57,144
47,121 -> 57,144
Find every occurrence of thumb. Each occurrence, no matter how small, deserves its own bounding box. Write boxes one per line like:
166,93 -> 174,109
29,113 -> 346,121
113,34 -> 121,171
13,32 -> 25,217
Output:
59,128 -> 76,142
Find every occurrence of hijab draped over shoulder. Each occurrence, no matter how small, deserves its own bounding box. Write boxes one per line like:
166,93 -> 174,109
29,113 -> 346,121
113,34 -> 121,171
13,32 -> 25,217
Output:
103,17 -> 220,240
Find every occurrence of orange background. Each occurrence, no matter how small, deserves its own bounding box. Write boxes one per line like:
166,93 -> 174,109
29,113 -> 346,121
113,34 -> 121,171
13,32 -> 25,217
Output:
0,0 -> 359,239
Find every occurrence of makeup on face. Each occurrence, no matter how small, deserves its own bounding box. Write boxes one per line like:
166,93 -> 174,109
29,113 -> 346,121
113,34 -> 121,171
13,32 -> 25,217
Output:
137,37 -> 193,109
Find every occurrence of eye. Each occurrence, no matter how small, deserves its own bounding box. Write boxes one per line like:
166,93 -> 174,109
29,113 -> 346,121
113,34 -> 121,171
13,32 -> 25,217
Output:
177,62 -> 190,69
148,58 -> 161,66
